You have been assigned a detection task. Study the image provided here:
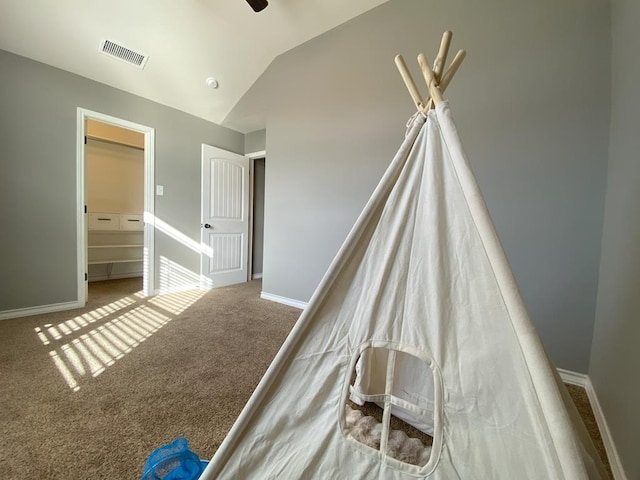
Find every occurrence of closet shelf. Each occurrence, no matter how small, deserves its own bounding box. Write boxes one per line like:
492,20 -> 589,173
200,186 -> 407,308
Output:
88,212 -> 144,279
89,244 -> 143,249
89,259 -> 143,265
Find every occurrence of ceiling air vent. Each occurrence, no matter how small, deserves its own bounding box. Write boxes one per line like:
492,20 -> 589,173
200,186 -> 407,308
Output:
99,39 -> 149,69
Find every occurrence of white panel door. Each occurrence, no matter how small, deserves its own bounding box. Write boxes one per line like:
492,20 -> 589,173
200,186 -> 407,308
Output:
201,144 -> 250,289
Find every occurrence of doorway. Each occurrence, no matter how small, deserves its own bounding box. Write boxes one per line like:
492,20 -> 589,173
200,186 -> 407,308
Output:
76,109 -> 155,305
246,150 -> 266,283
251,156 -> 265,280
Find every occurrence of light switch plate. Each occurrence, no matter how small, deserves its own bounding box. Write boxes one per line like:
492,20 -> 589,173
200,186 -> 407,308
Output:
156,185 -> 164,196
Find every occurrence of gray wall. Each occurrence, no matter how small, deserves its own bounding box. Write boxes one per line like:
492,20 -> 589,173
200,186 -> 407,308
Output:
245,129 -> 266,154
589,0 -> 640,477
225,0 -> 611,373
252,158 -> 265,276
0,49 -> 243,311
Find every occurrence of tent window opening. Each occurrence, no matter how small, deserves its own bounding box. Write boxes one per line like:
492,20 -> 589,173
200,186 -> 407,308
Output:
344,346 -> 436,469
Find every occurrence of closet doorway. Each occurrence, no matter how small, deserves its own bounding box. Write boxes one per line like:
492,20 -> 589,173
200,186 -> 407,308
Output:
76,109 -> 155,305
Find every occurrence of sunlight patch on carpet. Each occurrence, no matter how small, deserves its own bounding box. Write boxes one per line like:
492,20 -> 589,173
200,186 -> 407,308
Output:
36,288 -> 206,391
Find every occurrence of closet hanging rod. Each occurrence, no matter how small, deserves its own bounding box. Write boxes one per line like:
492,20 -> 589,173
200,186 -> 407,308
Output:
85,134 -> 144,151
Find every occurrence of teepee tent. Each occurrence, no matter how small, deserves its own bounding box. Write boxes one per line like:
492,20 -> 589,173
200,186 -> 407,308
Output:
200,33 -> 606,479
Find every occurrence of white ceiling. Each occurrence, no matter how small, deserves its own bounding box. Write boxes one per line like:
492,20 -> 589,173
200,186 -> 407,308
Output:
0,0 -> 390,133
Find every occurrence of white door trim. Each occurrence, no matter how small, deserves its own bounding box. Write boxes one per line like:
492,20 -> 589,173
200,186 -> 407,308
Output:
76,108 -> 155,304
245,150 -> 266,282
245,150 -> 266,159
247,157 -> 255,281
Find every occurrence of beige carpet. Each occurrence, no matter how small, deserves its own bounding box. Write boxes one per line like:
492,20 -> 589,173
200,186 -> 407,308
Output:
0,278 -> 611,478
0,278 -> 299,479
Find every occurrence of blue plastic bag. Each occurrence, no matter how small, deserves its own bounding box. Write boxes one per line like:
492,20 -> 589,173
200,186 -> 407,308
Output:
141,437 -> 208,480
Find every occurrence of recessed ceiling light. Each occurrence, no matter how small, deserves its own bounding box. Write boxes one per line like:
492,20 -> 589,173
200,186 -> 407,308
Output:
206,77 -> 219,89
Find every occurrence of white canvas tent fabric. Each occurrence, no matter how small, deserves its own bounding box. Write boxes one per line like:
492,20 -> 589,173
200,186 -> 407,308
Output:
201,102 -> 606,479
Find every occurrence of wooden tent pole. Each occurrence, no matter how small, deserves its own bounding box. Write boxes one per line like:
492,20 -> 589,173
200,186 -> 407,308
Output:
394,54 -> 426,111
395,31 -> 466,111
433,31 -> 452,81
439,49 -> 466,92
417,53 -> 443,105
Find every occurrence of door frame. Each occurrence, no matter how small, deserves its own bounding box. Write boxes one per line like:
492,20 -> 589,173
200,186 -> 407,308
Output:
245,150 -> 266,282
76,108 -> 156,304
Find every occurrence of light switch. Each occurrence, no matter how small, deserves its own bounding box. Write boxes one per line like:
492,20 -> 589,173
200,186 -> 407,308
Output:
156,185 -> 164,196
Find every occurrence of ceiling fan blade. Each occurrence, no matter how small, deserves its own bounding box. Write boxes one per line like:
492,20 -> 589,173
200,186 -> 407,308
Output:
246,0 -> 268,12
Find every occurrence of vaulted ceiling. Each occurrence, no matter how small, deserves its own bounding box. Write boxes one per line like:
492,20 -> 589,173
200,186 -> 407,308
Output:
0,0 -> 390,132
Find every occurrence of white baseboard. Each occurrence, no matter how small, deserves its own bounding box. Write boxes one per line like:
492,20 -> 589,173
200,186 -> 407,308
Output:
557,368 -> 588,387
584,377 -> 628,480
252,273 -> 263,280
0,300 -> 83,321
558,368 -> 628,480
260,291 -> 307,310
